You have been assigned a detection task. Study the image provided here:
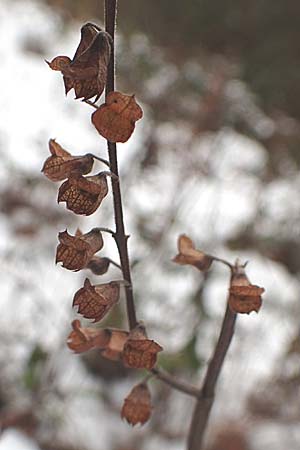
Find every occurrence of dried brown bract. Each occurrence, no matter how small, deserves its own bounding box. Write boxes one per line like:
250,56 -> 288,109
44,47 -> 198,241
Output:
73,278 -> 121,322
47,23 -> 112,101
56,228 -> 103,271
92,91 -> 143,143
121,383 -> 152,426
229,264 -> 265,314
42,139 -> 94,182
58,172 -> 109,216
173,234 -> 213,272
122,323 -> 163,370
67,319 -> 110,353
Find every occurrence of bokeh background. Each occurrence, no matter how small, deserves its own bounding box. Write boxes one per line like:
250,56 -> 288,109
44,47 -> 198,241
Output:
1,1 -> 300,449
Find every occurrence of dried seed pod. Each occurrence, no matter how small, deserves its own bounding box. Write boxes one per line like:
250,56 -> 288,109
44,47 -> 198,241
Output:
229,264 -> 265,314
42,139 -> 94,182
101,328 -> 129,361
173,234 -> 213,272
56,228 -> 103,271
73,278 -> 121,322
47,23 -> 112,101
92,91 -> 143,143
67,319 -> 110,353
86,256 -> 110,275
58,172 -> 108,216
122,323 -> 163,370
121,383 -> 152,426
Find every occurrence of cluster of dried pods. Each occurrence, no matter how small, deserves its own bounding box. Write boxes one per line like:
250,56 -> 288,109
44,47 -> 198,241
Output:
43,23 -> 158,426
43,23 -> 265,427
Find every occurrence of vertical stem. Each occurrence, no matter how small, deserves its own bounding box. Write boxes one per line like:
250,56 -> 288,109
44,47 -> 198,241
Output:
104,0 -> 137,330
187,282 -> 237,449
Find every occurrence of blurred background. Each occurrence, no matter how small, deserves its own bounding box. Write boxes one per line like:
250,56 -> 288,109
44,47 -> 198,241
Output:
1,1 -> 300,449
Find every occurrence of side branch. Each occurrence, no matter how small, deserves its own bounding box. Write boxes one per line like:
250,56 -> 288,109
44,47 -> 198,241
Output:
187,303 -> 237,450
151,367 -> 200,398
104,0 -> 137,330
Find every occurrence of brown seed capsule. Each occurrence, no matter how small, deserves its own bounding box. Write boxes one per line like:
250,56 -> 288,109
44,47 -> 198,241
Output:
122,323 -> 163,370
58,172 -> 108,216
228,264 -> 265,314
100,328 -> 129,361
86,256 -> 110,275
46,23 -> 112,101
56,228 -> 103,271
121,383 -> 152,426
42,139 -> 94,182
73,278 -> 120,323
173,234 -> 213,272
91,91 -> 143,143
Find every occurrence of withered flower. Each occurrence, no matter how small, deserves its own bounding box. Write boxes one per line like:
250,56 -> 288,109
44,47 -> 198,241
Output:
122,323 -> 162,370
229,264 -> 265,314
47,22 -> 112,101
92,91 -> 143,143
42,139 -> 94,182
67,319 -> 110,353
56,228 -> 103,271
73,278 -> 121,323
173,234 -> 213,272
58,172 -> 109,216
121,383 -> 152,426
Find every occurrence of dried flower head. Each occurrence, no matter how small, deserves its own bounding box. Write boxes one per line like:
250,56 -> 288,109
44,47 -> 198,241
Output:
122,323 -> 163,370
121,383 -> 152,426
56,228 -> 103,271
67,319 -> 110,353
42,139 -> 94,182
47,23 -> 112,101
92,91 -> 143,143
229,264 -> 265,314
173,234 -> 213,271
58,172 -> 108,216
73,278 -> 121,322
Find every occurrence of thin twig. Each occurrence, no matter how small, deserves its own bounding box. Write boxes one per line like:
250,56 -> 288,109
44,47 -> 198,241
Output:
187,268 -> 237,450
87,154 -> 110,167
107,257 -> 122,270
210,255 -> 233,270
151,367 -> 200,398
104,0 -> 137,330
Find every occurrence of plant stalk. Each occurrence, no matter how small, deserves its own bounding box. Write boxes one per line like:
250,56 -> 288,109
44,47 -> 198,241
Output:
187,284 -> 237,450
104,0 -> 137,330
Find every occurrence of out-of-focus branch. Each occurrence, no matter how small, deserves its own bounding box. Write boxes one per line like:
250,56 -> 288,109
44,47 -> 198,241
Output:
187,268 -> 237,450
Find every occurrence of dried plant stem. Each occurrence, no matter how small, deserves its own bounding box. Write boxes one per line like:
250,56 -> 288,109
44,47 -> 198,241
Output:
104,0 -> 137,330
151,367 -> 200,398
187,299 -> 237,450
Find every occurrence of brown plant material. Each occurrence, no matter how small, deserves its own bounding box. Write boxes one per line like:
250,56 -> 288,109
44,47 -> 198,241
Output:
122,323 -> 163,370
42,139 -> 94,182
47,23 -> 112,101
56,228 -> 103,271
229,265 -> 264,314
173,234 -> 213,271
121,383 -> 152,426
67,319 -> 110,353
58,172 -> 108,216
86,256 -> 110,275
101,328 -> 129,361
73,278 -> 120,322
91,91 -> 143,143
